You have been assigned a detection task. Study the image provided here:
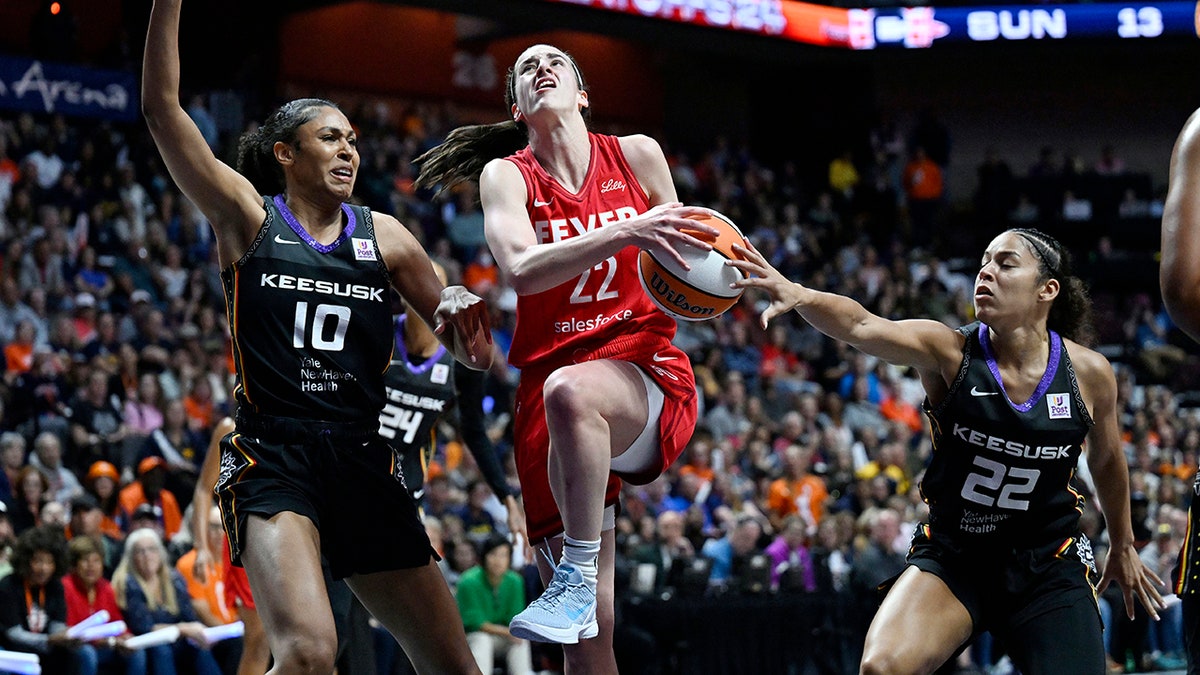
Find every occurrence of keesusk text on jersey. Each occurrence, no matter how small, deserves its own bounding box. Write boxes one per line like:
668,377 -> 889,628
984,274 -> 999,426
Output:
260,273 -> 384,302
952,423 -> 1071,459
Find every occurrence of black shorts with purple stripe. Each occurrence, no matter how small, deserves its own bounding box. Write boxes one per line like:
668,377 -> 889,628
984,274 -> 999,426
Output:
214,410 -> 434,580
902,524 -> 1104,674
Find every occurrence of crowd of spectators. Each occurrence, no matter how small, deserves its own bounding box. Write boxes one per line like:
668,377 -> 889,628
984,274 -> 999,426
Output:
0,82 -> 1193,675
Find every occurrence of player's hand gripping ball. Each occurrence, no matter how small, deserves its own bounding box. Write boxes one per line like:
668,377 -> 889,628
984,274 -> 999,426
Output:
638,210 -> 748,321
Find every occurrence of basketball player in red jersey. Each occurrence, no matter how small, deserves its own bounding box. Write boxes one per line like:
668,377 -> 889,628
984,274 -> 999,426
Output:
416,44 -> 718,670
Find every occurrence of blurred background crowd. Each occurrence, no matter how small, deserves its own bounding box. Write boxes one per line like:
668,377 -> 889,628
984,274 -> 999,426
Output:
0,2 -> 1197,674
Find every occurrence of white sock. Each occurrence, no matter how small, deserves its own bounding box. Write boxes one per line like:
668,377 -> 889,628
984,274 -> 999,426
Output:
562,535 -> 600,590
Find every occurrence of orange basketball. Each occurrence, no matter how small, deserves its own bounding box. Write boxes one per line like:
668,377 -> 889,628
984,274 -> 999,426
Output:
637,210 -> 748,322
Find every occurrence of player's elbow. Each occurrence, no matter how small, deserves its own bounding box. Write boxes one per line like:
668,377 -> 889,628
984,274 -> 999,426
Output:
504,268 -> 542,296
1161,284 -> 1200,342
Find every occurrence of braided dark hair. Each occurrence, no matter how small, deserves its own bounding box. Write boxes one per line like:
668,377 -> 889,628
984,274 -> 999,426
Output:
414,46 -> 590,194
235,98 -> 339,196
1008,227 -> 1096,346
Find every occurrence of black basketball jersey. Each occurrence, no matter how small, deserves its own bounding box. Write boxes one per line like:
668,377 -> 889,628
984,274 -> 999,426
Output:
221,196 -> 393,422
378,313 -> 458,454
920,321 -> 1093,546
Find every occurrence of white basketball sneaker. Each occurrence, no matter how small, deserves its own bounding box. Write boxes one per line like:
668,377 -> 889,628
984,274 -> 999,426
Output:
509,562 -> 598,644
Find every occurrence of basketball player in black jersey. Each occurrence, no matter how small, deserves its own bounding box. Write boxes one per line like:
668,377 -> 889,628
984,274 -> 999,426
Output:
380,259 -> 525,538
1162,107 -> 1200,674
143,2 -> 489,673
729,228 -> 1165,674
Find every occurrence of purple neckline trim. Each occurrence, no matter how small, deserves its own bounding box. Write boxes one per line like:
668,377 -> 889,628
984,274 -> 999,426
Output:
978,323 -> 1061,413
395,314 -> 447,375
273,194 -> 355,254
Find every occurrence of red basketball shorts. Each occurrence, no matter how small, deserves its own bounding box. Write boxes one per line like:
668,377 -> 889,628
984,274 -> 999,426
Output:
514,334 -> 698,543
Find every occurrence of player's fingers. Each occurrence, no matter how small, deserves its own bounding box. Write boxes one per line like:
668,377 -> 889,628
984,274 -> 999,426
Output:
677,231 -> 714,250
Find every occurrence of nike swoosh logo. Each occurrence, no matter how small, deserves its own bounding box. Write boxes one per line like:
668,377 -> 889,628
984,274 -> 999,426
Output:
970,386 -> 999,397
651,353 -> 677,362
533,198 -> 553,207
565,604 -> 588,621
274,234 -> 301,245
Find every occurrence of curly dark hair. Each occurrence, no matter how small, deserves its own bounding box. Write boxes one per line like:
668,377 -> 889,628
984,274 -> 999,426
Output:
235,98 -> 340,196
12,525 -> 68,582
1008,228 -> 1097,347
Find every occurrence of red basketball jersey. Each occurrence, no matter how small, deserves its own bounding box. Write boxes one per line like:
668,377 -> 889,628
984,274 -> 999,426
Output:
503,133 -> 676,369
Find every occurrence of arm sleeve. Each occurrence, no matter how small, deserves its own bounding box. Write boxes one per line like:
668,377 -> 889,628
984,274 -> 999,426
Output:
5,625 -> 50,653
453,366 -> 509,498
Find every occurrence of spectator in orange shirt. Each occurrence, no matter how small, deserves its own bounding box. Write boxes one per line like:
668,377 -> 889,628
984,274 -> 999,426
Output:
879,393 -> 924,435
182,377 -> 215,433
462,248 -> 499,296
3,320 -> 37,378
177,504 -> 243,675
117,457 -> 182,539
677,432 -> 716,486
766,443 -> 829,534
902,145 -> 944,250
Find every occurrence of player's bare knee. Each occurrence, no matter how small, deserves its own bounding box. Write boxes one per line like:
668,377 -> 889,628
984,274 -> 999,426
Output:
274,633 -> 336,674
860,650 -> 920,675
543,368 -> 595,418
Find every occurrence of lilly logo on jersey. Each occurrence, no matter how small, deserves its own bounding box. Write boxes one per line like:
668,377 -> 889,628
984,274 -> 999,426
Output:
1046,393 -> 1071,420
259,274 -> 385,302
600,178 -> 626,194
951,423 -> 1070,459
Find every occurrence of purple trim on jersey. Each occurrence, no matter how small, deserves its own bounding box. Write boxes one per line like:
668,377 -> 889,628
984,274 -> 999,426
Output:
978,323 -> 1061,413
394,314 -> 447,375
272,194 -> 356,253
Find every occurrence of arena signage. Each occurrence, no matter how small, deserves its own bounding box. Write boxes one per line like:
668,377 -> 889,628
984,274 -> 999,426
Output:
0,55 -> 137,121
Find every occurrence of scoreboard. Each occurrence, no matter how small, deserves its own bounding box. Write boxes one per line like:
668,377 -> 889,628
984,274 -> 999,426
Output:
539,0 -> 1200,49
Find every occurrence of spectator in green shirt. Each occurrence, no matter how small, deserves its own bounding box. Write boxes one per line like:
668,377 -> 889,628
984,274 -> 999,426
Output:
455,535 -> 533,675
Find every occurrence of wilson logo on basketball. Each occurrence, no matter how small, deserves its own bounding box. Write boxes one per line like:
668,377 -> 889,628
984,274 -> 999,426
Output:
636,209 -> 747,322
645,271 -> 718,318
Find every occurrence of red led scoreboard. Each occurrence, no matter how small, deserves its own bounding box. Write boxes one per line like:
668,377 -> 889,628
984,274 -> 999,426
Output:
538,0 -> 1200,48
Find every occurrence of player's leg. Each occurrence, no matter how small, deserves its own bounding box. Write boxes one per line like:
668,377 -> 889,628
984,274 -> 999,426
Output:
1000,591 -> 1104,675
542,359 -> 651,541
525,530 -> 619,675
346,564 -> 481,675
239,512 -> 338,674
510,360 -> 648,648
234,604 -> 269,675
860,566 -> 974,675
